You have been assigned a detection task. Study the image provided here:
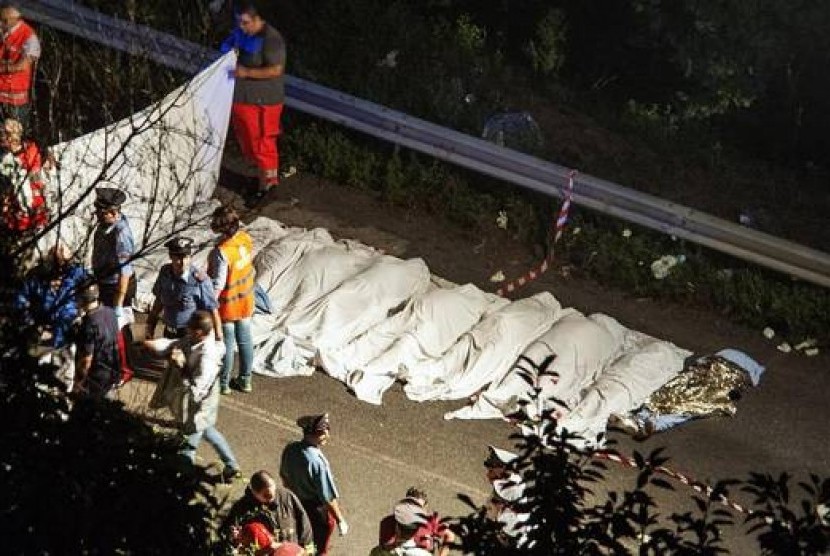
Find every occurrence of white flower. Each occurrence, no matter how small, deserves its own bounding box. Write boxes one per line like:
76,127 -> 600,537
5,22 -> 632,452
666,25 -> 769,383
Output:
762,327 -> 775,339
489,270 -> 505,283
622,228 -> 632,238
794,339 -> 817,351
377,50 -> 399,68
496,210 -> 508,230
776,342 -> 792,353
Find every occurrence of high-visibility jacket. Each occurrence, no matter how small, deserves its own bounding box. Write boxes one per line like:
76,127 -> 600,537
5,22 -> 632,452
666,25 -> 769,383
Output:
1,140 -> 47,231
0,21 -> 37,106
216,230 -> 255,321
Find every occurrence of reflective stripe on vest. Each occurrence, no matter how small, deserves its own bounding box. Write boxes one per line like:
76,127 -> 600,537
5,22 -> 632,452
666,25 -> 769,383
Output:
217,231 -> 255,321
0,22 -> 36,105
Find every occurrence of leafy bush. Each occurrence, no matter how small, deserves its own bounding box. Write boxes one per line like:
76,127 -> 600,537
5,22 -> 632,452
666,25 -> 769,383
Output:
0,345 -> 221,554
452,357 -> 830,555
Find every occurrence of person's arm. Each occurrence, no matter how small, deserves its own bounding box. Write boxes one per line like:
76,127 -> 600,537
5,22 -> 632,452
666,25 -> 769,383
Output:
196,277 -> 224,341
74,321 -> 94,393
211,309 -> 224,342
190,342 -> 224,401
207,247 -> 228,294
145,298 -> 162,339
114,272 -> 130,310
74,354 -> 93,393
312,460 -> 347,532
114,223 -> 135,311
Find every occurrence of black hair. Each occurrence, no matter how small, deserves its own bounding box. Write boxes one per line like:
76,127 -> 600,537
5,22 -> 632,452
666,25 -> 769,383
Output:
405,487 -> 428,505
210,204 -> 240,237
249,470 -> 273,493
236,2 -> 262,18
187,310 -> 214,335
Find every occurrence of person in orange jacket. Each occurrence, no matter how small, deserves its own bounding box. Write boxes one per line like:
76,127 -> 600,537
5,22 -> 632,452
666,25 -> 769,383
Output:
207,204 -> 256,394
0,4 -> 41,123
0,117 -> 47,233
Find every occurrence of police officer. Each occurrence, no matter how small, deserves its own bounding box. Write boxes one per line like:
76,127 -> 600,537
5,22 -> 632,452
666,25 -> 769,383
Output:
91,187 -> 135,342
145,236 -> 223,342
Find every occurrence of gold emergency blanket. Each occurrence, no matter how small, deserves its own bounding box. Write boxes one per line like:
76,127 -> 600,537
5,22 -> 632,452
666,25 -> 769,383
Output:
642,356 -> 753,419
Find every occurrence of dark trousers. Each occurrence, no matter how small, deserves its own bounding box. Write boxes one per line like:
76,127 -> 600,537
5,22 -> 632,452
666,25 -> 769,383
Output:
98,274 -> 137,308
300,499 -> 336,556
98,274 -> 137,347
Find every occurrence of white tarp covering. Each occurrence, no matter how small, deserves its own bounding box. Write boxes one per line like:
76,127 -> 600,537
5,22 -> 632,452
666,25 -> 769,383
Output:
46,52 -> 693,443
40,52 -> 237,268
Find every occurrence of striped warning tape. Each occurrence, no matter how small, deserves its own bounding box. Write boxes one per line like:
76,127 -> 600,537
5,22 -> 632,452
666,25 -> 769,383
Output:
590,449 -> 757,517
496,170 -> 576,296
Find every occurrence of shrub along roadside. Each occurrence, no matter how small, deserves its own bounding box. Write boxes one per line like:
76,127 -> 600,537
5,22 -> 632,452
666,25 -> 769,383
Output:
280,115 -> 830,346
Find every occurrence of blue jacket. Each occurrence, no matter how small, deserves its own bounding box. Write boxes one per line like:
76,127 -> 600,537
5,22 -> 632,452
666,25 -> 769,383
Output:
15,263 -> 89,348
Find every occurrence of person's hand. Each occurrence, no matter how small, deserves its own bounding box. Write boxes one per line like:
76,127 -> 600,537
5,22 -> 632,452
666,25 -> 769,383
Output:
114,305 -> 124,318
229,525 -> 241,544
170,347 -> 186,369
337,519 -> 349,536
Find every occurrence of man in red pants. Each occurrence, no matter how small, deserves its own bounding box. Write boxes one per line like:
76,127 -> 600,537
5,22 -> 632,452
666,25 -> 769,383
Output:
0,4 -> 41,124
222,3 -> 286,203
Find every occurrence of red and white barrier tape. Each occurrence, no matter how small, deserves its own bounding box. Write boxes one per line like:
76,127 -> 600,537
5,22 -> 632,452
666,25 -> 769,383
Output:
590,449 -> 756,517
496,170 -> 576,297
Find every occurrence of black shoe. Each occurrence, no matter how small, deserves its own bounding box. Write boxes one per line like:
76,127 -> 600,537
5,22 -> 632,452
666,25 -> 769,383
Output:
221,466 -> 242,483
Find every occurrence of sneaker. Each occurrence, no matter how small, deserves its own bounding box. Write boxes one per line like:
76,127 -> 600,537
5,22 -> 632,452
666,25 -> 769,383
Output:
230,377 -> 252,393
221,466 -> 242,483
220,384 -> 232,395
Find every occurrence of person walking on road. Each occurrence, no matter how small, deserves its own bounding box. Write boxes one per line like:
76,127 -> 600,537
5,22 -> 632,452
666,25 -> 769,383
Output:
221,2 -> 287,203
280,413 -> 348,556
207,205 -> 255,394
143,310 -> 242,482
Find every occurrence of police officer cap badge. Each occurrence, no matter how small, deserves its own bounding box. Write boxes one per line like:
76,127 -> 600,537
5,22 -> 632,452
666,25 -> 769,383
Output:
165,236 -> 195,256
93,187 -> 128,209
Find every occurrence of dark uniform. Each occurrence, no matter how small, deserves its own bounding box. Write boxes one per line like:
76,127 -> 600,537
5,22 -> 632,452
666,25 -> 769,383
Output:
91,188 -> 136,308
148,237 -> 218,339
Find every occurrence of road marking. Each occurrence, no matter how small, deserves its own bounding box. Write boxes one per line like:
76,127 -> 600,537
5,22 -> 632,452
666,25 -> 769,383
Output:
221,397 -> 489,498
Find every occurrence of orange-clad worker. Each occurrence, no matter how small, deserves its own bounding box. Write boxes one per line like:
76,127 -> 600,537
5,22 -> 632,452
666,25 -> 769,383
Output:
0,4 -> 40,123
207,204 -> 256,394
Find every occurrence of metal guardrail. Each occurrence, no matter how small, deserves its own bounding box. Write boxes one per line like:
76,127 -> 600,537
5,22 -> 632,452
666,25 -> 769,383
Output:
23,0 -> 830,288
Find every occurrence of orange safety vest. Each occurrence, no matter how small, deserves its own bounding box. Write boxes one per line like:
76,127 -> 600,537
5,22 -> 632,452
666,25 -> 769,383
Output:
216,230 -> 255,321
0,21 -> 37,106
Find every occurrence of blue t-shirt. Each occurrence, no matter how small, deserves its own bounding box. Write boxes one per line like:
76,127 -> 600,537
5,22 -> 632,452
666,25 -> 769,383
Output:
280,440 -> 339,504
151,264 -> 218,328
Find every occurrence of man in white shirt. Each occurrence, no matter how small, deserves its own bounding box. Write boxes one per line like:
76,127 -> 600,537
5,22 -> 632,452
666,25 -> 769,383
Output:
143,310 -> 241,482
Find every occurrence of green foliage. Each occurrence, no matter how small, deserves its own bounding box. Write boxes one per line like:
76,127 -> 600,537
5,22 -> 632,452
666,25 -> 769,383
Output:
0,349 -> 221,554
561,214 -> 830,343
525,8 -> 567,78
453,357 -> 830,555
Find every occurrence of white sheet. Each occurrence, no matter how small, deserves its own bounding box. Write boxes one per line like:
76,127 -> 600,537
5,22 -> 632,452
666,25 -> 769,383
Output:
404,292 -> 563,402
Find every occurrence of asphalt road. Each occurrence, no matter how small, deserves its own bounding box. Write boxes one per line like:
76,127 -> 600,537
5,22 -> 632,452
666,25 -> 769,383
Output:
138,171 -> 829,554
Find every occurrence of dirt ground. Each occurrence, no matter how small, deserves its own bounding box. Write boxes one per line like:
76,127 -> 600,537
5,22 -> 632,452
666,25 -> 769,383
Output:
188,161 -> 830,554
